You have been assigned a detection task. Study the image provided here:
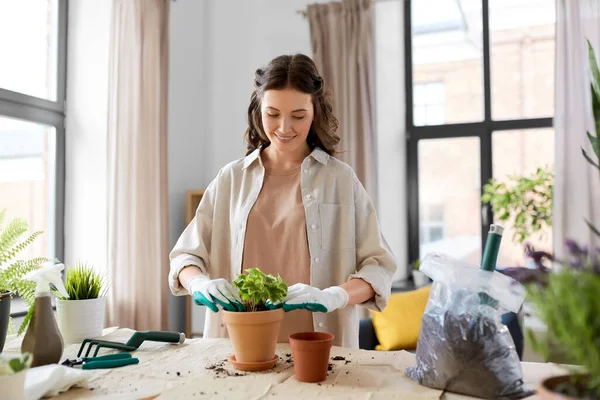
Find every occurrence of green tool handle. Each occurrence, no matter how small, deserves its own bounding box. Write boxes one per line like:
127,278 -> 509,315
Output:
481,224 -> 504,272
83,357 -> 139,370
124,331 -> 185,349
87,353 -> 132,362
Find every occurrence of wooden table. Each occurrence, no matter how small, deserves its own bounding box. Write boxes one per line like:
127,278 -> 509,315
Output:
2,328 -> 565,399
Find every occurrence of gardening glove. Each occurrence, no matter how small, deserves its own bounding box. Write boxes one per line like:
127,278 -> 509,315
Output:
280,283 -> 349,313
187,275 -> 244,312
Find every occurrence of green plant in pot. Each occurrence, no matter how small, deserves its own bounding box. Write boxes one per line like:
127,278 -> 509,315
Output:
411,259 -> 429,287
502,40 -> 600,400
54,262 -> 108,343
0,209 -> 47,351
222,268 -> 287,371
0,352 -> 32,399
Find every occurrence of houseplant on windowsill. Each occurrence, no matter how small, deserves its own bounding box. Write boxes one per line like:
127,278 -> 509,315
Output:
0,352 -> 32,400
0,209 -> 47,352
221,268 -> 287,371
54,262 -> 108,343
411,260 -> 429,287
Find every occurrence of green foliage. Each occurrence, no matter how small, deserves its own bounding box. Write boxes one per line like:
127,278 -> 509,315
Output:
55,262 -> 107,300
233,268 -> 287,312
526,267 -> 600,396
0,209 -> 47,334
586,40 -> 600,238
412,259 -> 421,270
0,352 -> 32,376
481,167 -> 553,243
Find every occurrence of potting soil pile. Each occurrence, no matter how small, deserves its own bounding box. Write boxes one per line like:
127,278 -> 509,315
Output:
405,253 -> 535,400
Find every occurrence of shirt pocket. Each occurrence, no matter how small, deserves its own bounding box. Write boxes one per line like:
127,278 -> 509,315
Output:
319,203 -> 355,253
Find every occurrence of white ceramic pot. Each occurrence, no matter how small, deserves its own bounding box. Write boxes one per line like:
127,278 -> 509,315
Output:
56,297 -> 106,343
412,270 -> 430,287
0,370 -> 26,400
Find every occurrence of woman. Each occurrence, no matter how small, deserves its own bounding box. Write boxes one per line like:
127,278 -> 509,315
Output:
169,54 -> 397,348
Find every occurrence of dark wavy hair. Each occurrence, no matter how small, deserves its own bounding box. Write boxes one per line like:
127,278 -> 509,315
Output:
244,54 -> 340,156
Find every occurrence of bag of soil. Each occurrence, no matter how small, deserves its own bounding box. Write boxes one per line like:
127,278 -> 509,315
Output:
406,253 -> 534,399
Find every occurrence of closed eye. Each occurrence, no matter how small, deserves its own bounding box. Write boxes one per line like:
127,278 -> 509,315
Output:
293,116 -> 305,120
267,114 -> 280,118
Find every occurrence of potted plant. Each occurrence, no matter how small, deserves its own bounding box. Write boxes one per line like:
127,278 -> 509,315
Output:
411,260 -> 429,287
501,40 -> 600,399
55,262 -> 108,343
222,268 -> 287,371
0,352 -> 32,400
0,210 -> 47,351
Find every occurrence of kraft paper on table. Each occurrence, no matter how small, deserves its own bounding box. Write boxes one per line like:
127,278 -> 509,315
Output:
2,328 -> 563,399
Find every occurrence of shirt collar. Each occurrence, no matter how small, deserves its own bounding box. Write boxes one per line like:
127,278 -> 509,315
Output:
242,146 -> 330,170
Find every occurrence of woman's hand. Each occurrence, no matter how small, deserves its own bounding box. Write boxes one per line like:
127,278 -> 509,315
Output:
187,275 -> 244,312
279,283 -> 349,313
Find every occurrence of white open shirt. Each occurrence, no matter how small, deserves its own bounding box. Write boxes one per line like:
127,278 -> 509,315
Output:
169,147 -> 397,348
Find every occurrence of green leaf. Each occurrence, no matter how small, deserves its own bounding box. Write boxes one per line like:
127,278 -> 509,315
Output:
582,148 -> 600,169
585,219 -> 600,238
588,131 -> 600,159
589,40 -> 600,102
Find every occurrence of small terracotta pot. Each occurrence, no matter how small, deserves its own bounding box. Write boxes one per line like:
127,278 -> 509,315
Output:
222,308 -> 284,364
538,375 -> 587,400
289,331 -> 334,383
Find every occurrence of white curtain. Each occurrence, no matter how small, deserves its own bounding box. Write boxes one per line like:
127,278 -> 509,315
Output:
554,0 -> 600,259
107,0 -> 170,330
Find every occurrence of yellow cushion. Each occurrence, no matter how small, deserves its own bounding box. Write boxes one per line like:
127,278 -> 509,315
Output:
371,285 -> 431,351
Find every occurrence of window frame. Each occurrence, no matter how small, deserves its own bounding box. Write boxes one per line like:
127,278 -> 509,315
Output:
0,0 -> 67,318
404,0 -> 554,267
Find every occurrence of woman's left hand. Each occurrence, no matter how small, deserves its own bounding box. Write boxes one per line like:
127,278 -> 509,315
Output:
277,283 -> 349,313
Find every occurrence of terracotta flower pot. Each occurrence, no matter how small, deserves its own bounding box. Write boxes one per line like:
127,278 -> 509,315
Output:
538,375 -> 590,400
222,308 -> 284,365
289,331 -> 334,383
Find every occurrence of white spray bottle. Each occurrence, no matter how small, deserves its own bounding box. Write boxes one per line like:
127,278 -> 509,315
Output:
21,262 -> 69,367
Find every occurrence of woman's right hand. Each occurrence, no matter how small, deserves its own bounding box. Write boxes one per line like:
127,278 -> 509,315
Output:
187,275 -> 244,312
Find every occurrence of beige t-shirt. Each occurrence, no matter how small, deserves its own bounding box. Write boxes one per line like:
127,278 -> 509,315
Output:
241,166 -> 314,342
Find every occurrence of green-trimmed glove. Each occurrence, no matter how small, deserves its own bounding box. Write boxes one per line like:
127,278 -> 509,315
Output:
281,283 -> 349,313
188,275 -> 244,312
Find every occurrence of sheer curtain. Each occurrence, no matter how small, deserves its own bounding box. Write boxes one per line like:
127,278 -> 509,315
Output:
107,0 -> 170,330
554,0 -> 600,259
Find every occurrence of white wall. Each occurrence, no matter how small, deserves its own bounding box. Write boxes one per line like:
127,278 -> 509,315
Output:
167,0 -> 313,332
64,0 -> 111,271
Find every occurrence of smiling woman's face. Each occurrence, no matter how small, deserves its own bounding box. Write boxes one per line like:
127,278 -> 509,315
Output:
261,88 -> 314,156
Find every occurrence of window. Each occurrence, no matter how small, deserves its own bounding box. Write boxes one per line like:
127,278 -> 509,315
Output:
414,82 -> 445,126
0,0 -> 67,318
420,204 -> 445,243
406,0 -> 555,267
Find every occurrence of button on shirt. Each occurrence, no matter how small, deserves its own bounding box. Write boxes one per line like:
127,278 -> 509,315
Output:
169,147 -> 397,348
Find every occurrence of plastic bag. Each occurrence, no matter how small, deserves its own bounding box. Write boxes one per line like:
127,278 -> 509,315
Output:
406,253 -> 534,399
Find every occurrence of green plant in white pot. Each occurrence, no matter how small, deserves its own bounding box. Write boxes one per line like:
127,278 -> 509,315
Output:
55,262 -> 108,343
0,352 -> 32,400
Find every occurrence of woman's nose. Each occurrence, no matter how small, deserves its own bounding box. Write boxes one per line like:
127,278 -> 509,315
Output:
279,117 -> 292,133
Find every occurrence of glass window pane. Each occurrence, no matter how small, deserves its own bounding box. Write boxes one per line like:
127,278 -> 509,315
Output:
0,116 -> 56,261
412,0 -> 483,125
419,137 -> 482,264
0,0 -> 59,100
492,128 -> 554,267
490,1 -> 556,120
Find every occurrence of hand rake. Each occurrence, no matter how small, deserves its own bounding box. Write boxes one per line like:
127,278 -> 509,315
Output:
77,330 -> 186,358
